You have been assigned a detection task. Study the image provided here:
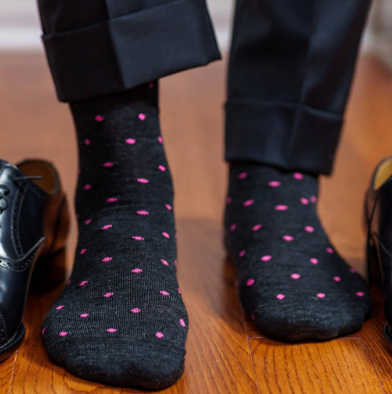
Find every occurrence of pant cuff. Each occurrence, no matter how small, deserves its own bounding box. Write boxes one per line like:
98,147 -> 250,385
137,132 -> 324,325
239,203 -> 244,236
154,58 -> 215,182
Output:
225,99 -> 343,175
42,0 -> 221,102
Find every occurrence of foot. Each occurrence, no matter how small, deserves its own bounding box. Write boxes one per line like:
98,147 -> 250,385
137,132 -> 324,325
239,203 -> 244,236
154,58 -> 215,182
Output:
41,83 -> 188,389
225,163 -> 371,342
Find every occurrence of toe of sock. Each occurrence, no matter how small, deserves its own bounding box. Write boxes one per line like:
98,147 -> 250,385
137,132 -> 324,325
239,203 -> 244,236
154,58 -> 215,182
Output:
250,290 -> 372,342
42,335 -> 185,389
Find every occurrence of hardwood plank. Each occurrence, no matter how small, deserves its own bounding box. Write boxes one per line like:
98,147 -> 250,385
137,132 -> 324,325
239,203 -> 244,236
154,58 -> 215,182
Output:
360,287 -> 392,393
160,219 -> 259,394
0,353 -> 17,393
250,338 -> 384,394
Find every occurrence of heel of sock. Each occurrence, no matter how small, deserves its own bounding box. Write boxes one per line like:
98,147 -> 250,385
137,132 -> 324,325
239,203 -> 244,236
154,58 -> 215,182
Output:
29,247 -> 67,295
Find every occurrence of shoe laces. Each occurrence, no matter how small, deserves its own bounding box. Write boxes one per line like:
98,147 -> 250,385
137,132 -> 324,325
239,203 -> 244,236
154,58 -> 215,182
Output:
0,176 -> 42,214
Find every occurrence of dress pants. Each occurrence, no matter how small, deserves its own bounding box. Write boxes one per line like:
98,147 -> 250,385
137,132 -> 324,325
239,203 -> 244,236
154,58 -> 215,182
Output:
37,0 -> 372,175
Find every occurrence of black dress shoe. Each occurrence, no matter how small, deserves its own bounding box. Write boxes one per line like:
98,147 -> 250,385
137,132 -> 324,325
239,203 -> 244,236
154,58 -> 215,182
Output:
365,156 -> 392,346
0,159 -> 69,362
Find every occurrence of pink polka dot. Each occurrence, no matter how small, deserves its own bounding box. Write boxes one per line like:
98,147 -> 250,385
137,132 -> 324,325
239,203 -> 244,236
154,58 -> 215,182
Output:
158,165 -> 166,172
174,260 -> 178,266
156,332 -> 164,338
300,198 -> 309,205
161,259 -> 169,266
326,247 -> 334,254
350,268 -> 356,273
59,332 -> 68,337
261,255 -> 272,261
333,277 -> 341,282
293,173 -> 304,180
137,210 -> 149,215
42,328 -> 45,335
243,200 -> 254,207
165,204 -> 172,210
67,280 -> 71,285
80,249 -> 86,255
160,291 -> 170,296
126,138 -> 136,145
80,313 -> 89,318
239,250 -> 246,257
230,224 -> 236,231
356,292 -> 365,297
102,257 -> 113,262
132,268 -> 143,273
252,224 -> 262,231
291,273 -> 300,279
276,294 -> 285,300
162,232 -> 170,238
79,281 -> 88,286
179,319 -> 186,327
104,293 -> 113,298
227,197 -> 232,204
84,184 -> 91,190
131,308 -> 140,314
107,328 -> 117,333
310,196 -> 317,203
103,162 -> 114,168
85,139 -> 91,145
107,198 -> 118,203
158,136 -> 163,144
137,179 -> 149,184
305,226 -> 314,233
246,279 -> 255,286
132,236 -> 145,241
275,205 -> 288,211
102,224 -> 112,230
268,181 -> 281,187
85,219 -> 92,225
138,113 -> 146,121
317,293 -> 325,298
95,115 -> 104,122
251,314 -> 255,320
283,235 -> 294,241
238,172 -> 248,179
56,305 -> 64,310
149,82 -> 154,88
310,258 -> 318,264
178,288 -> 181,294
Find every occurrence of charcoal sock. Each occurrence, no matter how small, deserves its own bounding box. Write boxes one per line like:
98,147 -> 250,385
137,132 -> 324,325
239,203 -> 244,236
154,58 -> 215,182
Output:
41,82 -> 188,389
225,162 -> 371,342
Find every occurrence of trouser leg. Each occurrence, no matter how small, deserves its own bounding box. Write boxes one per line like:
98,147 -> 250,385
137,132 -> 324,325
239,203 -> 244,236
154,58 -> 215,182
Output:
37,0 -> 221,102
225,0 -> 372,175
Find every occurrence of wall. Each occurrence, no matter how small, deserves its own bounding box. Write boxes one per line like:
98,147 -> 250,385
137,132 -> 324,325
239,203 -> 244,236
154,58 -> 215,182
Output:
1,0 -> 391,66
0,0 -> 234,51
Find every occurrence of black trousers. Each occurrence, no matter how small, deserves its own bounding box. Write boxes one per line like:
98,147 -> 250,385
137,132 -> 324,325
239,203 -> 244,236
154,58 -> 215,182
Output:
37,0 -> 371,175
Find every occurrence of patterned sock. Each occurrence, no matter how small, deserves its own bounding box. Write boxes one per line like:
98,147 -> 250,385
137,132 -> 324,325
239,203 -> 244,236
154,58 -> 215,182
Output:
225,163 -> 371,342
41,82 -> 188,389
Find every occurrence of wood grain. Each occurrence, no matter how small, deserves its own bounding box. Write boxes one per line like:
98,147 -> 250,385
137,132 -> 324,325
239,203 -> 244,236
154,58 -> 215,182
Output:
1,53 -> 392,393
250,338 -> 383,394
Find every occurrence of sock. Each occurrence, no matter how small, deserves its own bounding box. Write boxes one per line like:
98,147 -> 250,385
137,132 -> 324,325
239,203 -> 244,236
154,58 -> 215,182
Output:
41,82 -> 188,389
225,163 -> 371,342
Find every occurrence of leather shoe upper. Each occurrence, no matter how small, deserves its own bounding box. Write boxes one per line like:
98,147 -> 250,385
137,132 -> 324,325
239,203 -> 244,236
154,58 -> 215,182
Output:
0,159 -> 69,346
366,156 -> 392,326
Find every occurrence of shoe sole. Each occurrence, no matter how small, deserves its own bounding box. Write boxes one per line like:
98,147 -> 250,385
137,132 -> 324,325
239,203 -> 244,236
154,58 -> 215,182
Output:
0,323 -> 25,362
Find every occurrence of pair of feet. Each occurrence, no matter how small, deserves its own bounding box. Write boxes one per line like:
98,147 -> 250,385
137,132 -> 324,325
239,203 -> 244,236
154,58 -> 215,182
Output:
39,83 -> 371,389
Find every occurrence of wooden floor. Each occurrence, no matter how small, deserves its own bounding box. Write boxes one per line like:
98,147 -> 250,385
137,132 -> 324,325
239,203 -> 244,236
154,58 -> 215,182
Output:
1,53 -> 392,393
